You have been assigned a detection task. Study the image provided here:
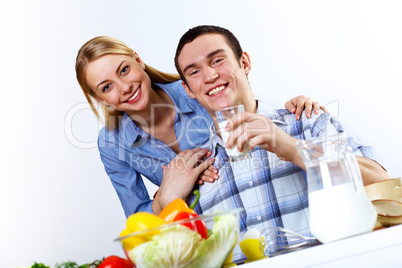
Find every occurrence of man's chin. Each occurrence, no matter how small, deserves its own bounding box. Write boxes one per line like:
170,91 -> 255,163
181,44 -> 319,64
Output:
202,97 -> 236,116
207,105 -> 231,119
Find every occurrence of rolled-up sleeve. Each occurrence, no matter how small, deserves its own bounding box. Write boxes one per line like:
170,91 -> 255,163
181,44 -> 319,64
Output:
310,113 -> 378,162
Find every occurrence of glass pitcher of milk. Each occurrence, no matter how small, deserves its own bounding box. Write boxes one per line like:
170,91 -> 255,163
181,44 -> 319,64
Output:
296,133 -> 377,243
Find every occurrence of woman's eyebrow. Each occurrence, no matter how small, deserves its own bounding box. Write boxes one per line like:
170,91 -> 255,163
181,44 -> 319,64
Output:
97,61 -> 126,89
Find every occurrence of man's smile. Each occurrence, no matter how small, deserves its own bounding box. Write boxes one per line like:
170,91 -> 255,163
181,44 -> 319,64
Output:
207,84 -> 227,96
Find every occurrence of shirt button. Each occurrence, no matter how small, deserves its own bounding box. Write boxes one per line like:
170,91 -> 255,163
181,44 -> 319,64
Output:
249,181 -> 253,187
257,216 -> 262,221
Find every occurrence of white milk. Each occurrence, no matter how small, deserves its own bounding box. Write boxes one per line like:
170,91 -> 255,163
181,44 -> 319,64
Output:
218,120 -> 251,160
308,182 -> 377,243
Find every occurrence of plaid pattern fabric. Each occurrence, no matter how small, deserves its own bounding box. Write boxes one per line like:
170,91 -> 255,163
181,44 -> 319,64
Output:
188,101 -> 377,261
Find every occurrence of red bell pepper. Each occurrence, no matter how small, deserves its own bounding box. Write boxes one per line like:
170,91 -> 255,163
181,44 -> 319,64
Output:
173,211 -> 209,239
172,190 -> 208,239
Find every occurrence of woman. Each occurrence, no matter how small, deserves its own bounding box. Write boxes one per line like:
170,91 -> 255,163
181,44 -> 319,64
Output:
75,36 -> 323,217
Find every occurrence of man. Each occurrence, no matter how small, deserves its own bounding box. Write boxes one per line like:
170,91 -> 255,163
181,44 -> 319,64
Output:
174,25 -> 388,261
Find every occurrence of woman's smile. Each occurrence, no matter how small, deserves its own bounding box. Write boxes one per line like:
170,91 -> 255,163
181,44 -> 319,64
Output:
125,86 -> 142,104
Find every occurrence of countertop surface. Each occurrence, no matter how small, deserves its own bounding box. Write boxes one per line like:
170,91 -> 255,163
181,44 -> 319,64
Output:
241,224 -> 402,267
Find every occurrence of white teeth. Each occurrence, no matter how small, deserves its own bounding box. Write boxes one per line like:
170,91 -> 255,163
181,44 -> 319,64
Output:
208,85 -> 225,96
127,89 -> 139,102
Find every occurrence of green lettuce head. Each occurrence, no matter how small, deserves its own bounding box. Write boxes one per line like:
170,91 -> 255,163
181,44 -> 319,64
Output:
127,211 -> 239,268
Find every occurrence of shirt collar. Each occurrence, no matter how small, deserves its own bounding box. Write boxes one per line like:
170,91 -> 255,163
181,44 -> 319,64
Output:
120,113 -> 146,146
208,122 -> 224,158
120,81 -> 196,146
156,82 -> 194,114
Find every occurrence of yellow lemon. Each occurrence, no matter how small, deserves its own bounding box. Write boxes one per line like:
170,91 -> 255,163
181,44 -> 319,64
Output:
119,228 -> 149,250
239,238 -> 264,259
239,228 -> 266,260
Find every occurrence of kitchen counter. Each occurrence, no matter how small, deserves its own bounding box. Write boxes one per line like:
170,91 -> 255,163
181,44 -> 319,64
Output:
241,224 -> 402,267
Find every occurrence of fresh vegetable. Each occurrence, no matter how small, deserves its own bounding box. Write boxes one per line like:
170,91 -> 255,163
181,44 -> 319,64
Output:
129,224 -> 202,268
188,212 -> 239,268
120,211 -> 166,255
119,228 -> 149,250
55,262 -> 79,268
173,211 -> 208,239
158,190 -> 201,222
126,211 -> 166,239
127,211 -> 238,268
32,259 -> 103,268
119,211 -> 166,255
31,263 -> 50,268
98,255 -> 134,268
159,190 -> 208,239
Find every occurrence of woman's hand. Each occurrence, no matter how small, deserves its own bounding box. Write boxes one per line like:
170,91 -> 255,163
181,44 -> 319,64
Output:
156,148 -> 215,212
224,112 -> 305,169
196,165 -> 219,185
192,150 -> 219,185
284,95 -> 328,120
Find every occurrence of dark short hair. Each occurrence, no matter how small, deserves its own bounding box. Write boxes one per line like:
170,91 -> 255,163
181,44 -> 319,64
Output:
174,25 -> 243,84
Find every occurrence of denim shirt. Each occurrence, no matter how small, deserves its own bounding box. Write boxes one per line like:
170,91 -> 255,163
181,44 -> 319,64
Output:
98,81 -> 212,217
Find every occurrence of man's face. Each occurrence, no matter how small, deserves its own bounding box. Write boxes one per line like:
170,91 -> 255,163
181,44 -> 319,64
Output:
177,34 -> 251,116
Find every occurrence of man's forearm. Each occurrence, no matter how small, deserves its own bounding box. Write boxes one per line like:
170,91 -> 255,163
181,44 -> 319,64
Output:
357,156 -> 389,186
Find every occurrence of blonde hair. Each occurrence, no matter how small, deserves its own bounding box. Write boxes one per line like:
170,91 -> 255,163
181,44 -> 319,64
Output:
75,36 -> 180,130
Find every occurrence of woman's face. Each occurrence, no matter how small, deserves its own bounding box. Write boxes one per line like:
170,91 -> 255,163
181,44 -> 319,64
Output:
86,53 -> 152,114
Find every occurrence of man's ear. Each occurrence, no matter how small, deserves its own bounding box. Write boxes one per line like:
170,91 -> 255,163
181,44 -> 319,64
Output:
182,81 -> 196,99
240,51 -> 252,75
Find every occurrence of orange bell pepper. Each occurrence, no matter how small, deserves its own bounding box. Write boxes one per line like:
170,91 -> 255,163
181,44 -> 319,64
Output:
158,190 -> 201,222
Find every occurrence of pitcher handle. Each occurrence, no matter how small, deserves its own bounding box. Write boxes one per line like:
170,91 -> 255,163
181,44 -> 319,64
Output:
346,147 -> 365,193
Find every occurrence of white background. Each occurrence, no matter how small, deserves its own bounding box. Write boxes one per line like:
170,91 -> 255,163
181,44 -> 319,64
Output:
1,0 -> 401,267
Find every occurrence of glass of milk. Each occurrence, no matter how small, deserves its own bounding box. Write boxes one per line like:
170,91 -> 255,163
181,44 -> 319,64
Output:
296,133 -> 377,243
215,105 -> 251,162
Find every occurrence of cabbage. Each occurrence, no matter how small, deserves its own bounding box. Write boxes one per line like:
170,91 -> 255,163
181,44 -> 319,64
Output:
129,224 -> 202,268
128,212 -> 238,268
189,213 -> 239,268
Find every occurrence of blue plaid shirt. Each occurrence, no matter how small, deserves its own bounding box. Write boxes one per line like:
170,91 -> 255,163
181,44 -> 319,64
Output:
189,101 -> 377,261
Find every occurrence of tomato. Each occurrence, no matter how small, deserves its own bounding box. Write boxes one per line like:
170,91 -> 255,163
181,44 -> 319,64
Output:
98,255 -> 134,268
